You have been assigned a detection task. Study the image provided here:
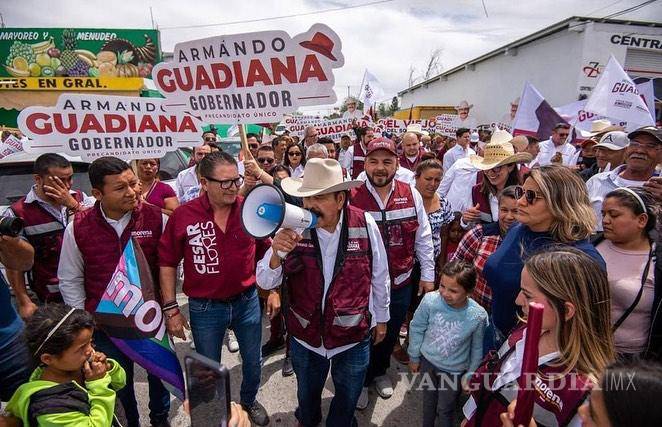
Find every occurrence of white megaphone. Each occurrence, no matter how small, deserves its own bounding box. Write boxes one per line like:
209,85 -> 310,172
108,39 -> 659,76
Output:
241,184 -> 318,258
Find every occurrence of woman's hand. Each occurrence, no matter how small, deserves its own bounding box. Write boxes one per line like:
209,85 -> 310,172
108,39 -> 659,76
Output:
499,400 -> 537,427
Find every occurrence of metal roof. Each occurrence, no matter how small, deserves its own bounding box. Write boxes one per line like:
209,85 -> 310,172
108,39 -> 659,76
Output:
398,16 -> 662,96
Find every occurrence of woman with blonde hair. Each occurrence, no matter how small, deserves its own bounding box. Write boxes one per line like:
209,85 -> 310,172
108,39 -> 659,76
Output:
482,165 -> 605,349
463,247 -> 615,426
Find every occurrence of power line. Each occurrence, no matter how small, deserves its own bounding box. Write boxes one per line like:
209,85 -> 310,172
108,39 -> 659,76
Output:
602,0 -> 658,19
584,0 -> 626,17
159,0 -> 395,30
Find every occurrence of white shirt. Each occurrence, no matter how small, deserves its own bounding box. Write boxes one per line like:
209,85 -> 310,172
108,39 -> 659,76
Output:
58,206 -> 168,309
443,144 -> 476,172
256,213 -> 390,359
288,164 -> 305,179
4,186 -> 95,239
338,147 -> 352,169
356,167 -> 416,186
175,165 -> 199,200
361,179 -> 435,282
536,139 -> 578,167
437,157 -> 479,213
586,164 -> 647,231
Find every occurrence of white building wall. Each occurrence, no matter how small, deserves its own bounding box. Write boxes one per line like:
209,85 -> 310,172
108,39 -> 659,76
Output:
400,28 -> 585,124
400,21 -> 662,124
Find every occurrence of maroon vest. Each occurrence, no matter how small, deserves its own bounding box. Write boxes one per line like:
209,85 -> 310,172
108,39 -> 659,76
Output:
74,201 -> 162,312
466,325 -> 592,427
283,205 -> 372,349
398,148 -> 425,171
471,183 -> 495,224
351,180 -> 418,289
351,143 -> 367,179
9,191 -> 83,302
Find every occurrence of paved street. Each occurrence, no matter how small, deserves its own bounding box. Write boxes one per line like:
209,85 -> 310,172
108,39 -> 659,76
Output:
132,296 -> 428,427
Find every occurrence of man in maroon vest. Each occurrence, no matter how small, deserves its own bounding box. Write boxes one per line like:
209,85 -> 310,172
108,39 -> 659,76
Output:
257,158 -> 390,427
160,151 -> 271,426
399,132 -> 426,171
351,137 -> 436,408
347,125 -> 376,179
4,153 -> 93,318
58,157 -> 170,427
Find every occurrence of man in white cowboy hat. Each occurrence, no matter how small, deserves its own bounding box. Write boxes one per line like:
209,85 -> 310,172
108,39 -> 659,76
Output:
256,158 -> 390,427
536,122 -> 577,167
461,130 -> 532,227
343,97 -> 364,120
499,97 -> 520,127
452,100 -> 477,130
399,131 -> 426,171
405,123 -> 429,141
350,138 -> 434,408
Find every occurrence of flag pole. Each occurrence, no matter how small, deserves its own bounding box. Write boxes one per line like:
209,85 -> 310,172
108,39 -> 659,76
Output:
239,123 -> 254,161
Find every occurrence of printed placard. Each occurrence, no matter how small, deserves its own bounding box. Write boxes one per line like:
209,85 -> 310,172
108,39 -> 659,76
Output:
18,93 -> 204,161
153,24 -> 344,124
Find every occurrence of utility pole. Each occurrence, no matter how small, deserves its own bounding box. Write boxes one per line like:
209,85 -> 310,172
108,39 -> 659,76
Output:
149,7 -> 156,29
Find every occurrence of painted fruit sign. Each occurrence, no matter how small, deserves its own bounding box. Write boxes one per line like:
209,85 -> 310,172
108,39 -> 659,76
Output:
0,28 -> 161,79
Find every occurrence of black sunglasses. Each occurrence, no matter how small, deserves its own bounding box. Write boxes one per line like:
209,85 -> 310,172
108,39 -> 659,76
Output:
204,137 -> 216,142
288,151 -> 302,157
514,186 -> 543,204
257,157 -> 275,164
204,175 -> 244,189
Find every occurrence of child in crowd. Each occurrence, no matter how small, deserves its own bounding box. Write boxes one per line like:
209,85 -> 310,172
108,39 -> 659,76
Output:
440,213 -> 468,268
408,260 -> 488,427
6,304 -> 126,426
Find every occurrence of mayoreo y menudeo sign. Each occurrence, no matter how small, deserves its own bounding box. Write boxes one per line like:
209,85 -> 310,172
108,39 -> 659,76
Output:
152,23 -> 344,124
17,94 -> 203,161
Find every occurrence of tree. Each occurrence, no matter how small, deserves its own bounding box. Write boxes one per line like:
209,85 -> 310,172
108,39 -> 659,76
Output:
390,97 -> 399,115
378,103 -> 388,118
423,48 -> 443,81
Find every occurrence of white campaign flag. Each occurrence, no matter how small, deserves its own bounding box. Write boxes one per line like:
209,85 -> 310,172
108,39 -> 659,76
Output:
637,79 -> 656,122
358,69 -> 384,114
584,55 -> 654,128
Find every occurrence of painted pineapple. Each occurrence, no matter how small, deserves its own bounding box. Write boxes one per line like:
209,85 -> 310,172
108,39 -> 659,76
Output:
60,29 -> 78,72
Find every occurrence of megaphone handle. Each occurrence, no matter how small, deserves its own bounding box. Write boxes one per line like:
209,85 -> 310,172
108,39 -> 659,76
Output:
276,227 -> 305,259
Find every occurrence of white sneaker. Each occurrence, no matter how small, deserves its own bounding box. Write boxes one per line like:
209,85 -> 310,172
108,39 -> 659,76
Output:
227,330 -> 239,353
374,375 -> 393,399
356,387 -> 369,410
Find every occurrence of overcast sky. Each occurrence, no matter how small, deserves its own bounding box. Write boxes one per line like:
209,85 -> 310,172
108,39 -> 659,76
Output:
3,0 -> 661,114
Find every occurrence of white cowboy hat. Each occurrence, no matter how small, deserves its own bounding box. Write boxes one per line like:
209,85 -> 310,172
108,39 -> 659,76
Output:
580,119 -> 624,138
509,135 -> 529,152
469,130 -> 532,170
454,100 -> 474,111
405,123 -> 429,136
280,158 -> 363,197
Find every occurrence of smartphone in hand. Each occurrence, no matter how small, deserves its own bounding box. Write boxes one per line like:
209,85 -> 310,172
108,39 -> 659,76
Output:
185,352 -> 231,427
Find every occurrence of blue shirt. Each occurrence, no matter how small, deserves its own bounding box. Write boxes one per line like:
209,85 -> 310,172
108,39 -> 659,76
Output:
0,273 -> 23,350
483,223 -> 606,334
408,292 -> 488,374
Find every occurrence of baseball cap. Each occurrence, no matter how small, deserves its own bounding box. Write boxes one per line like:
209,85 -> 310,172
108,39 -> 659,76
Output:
595,131 -> 629,151
366,137 -> 397,156
628,126 -> 662,145
470,132 -> 480,143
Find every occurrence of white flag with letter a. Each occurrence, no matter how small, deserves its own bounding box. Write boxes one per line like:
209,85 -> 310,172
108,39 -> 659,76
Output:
585,55 -> 654,129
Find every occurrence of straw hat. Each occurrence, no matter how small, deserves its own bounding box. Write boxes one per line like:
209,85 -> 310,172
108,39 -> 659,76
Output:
469,129 -> 533,170
509,135 -> 529,152
580,119 -> 624,138
280,158 -> 363,197
405,123 -> 429,136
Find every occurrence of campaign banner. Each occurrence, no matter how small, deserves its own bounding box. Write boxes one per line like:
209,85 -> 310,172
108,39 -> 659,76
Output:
377,119 -> 437,135
285,117 -> 372,141
0,133 -> 24,159
435,114 -> 458,137
153,24 -> 344,124
17,94 -> 203,161
584,55 -> 654,129
95,238 -> 185,400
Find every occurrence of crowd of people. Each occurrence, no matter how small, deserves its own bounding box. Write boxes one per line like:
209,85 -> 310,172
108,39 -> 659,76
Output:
1,117 -> 662,427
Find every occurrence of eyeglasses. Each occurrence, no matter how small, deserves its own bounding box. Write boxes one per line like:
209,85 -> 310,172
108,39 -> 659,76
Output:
204,137 -> 216,142
204,175 -> 244,189
249,144 -> 259,150
288,152 -> 302,157
514,186 -> 544,204
629,140 -> 660,151
257,157 -> 275,164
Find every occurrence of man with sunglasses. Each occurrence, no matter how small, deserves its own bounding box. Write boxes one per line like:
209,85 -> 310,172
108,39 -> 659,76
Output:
587,126 -> 662,231
536,123 -> 577,167
159,151 -> 271,426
